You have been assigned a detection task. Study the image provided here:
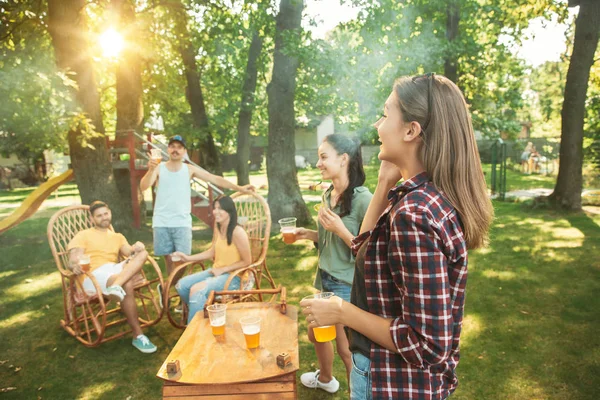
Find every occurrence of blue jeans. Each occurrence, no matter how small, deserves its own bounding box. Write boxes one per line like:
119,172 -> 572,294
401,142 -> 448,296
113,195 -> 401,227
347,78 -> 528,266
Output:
176,269 -> 241,324
153,227 -> 192,256
350,352 -> 372,400
320,269 -> 351,302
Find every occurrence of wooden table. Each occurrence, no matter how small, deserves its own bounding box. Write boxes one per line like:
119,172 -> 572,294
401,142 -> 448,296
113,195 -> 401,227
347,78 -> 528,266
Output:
157,302 -> 299,399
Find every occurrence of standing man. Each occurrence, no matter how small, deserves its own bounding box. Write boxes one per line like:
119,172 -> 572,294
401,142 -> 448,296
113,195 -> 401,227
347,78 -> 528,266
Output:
140,135 -> 254,306
67,201 -> 157,353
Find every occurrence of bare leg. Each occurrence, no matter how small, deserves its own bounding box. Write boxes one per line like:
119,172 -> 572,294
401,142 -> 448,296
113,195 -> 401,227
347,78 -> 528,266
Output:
119,280 -> 143,337
107,250 -> 148,288
106,251 -> 148,337
165,255 -> 173,276
165,254 -> 183,286
308,327 -> 335,383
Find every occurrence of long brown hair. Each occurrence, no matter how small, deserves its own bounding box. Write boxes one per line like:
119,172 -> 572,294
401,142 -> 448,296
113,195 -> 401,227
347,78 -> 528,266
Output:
393,74 -> 493,249
322,134 -> 365,218
213,195 -> 237,245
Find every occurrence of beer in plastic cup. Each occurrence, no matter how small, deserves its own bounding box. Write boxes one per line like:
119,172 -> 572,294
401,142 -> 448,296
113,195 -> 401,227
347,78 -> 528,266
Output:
79,254 -> 91,272
302,292 -> 337,342
150,148 -> 162,163
206,304 -> 227,336
240,315 -> 261,349
170,254 -> 184,267
278,217 -> 297,244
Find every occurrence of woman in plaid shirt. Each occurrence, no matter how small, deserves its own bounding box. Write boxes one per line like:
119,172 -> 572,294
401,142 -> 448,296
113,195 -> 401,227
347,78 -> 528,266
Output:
301,74 -> 493,399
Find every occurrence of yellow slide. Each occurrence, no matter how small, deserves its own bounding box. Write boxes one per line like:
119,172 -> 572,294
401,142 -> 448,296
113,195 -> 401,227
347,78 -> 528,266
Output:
0,169 -> 74,235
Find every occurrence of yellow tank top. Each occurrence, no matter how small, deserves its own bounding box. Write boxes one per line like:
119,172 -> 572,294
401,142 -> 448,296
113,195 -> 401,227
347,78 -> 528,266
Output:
213,233 -> 242,269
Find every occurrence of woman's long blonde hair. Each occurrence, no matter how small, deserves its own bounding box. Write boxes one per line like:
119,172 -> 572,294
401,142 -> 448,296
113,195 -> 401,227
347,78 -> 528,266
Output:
394,74 -> 493,249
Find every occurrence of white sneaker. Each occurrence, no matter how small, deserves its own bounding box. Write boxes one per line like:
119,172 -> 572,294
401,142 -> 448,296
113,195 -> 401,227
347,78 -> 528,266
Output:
300,370 -> 340,393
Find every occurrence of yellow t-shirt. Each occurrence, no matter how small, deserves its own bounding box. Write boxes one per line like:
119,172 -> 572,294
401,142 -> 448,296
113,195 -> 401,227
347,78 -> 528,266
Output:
213,234 -> 242,269
67,228 -> 128,274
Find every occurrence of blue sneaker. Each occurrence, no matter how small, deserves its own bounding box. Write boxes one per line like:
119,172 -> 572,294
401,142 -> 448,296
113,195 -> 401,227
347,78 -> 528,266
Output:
132,334 -> 157,354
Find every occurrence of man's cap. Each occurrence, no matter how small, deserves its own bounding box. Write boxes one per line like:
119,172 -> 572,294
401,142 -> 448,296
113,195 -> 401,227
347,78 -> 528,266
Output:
168,135 -> 187,148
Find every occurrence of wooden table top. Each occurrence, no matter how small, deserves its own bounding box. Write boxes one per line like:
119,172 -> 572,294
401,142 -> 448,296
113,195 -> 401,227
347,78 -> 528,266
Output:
157,302 -> 299,385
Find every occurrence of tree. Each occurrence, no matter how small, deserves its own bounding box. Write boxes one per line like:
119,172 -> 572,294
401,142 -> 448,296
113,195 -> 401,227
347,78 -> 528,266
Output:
47,0 -> 132,229
236,30 -> 263,186
171,0 -> 222,174
550,0 -> 600,210
444,0 -> 459,83
266,0 -> 311,225
0,0 -> 69,180
112,0 -> 145,222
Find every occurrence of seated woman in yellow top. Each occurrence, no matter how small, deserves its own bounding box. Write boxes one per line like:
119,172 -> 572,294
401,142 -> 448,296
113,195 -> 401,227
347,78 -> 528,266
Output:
172,195 -> 252,323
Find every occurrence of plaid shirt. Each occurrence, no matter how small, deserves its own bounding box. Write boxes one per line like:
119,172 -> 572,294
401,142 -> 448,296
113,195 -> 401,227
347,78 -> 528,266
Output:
351,172 -> 468,399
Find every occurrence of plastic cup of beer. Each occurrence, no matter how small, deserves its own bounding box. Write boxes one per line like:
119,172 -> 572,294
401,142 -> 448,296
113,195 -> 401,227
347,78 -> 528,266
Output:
314,202 -> 328,212
170,254 -> 184,267
278,217 -> 297,244
302,292 -> 337,342
150,148 -> 162,163
240,315 -> 261,349
79,254 -> 91,272
206,304 -> 227,336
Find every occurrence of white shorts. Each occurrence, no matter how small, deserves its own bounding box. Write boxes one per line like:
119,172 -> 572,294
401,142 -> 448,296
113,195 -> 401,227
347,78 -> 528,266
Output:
82,261 -> 125,295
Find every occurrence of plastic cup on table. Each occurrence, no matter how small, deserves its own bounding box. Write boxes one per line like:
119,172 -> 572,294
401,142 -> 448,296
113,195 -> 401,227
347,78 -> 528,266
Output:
206,304 -> 227,336
239,315 -> 261,349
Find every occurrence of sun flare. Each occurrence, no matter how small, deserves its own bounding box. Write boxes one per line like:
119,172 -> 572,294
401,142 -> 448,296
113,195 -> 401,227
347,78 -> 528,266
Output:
99,28 -> 124,58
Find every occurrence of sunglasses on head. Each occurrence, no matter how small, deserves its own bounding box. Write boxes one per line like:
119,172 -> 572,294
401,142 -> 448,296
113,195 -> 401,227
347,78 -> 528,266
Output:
411,72 -> 435,134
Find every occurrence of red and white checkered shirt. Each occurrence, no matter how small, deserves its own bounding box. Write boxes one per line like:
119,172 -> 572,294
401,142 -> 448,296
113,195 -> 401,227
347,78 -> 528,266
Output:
351,172 -> 468,399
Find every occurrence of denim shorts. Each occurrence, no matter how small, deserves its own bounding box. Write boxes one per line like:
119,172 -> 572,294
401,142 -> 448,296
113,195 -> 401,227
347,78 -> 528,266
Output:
153,227 -> 192,256
320,269 -> 351,302
350,352 -> 372,400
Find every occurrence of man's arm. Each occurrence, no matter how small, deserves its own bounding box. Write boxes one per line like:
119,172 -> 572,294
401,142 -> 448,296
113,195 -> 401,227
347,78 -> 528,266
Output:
119,239 -> 145,258
190,165 -> 254,193
68,248 -> 84,275
140,158 -> 160,192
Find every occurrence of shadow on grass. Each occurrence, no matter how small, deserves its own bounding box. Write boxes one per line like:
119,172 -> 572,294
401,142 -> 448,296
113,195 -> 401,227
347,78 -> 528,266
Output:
1,201 -> 598,399
454,202 -> 600,400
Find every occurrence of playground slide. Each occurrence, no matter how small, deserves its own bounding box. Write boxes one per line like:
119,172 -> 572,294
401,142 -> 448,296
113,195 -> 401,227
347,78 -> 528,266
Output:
0,169 -> 74,235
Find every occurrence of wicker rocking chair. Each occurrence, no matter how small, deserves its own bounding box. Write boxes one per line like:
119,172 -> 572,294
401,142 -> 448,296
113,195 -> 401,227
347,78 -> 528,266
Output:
47,205 -> 164,347
164,191 -> 274,329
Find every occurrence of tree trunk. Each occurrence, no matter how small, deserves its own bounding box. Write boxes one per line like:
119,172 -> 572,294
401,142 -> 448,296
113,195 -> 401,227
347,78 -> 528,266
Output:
444,0 -> 459,83
114,0 -> 143,134
266,0 -> 311,226
173,2 -> 222,174
113,0 -> 144,224
47,0 -> 132,229
237,31 -> 263,186
550,0 -> 600,210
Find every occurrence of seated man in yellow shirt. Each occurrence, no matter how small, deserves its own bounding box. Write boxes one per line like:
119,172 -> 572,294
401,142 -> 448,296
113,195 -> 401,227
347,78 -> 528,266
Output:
67,200 -> 157,354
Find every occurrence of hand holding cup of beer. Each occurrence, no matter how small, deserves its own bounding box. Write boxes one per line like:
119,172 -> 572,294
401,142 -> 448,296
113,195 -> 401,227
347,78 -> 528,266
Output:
301,292 -> 338,342
170,252 -> 186,267
207,304 -> 227,337
240,315 -> 261,349
150,148 -> 163,163
278,217 -> 297,244
79,254 -> 91,273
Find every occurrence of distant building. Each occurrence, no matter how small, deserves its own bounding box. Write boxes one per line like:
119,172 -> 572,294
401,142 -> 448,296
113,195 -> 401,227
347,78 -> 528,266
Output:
295,115 -> 335,166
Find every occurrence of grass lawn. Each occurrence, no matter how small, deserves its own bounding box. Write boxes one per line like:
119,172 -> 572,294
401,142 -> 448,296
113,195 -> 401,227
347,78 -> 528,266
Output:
1,171 -> 598,399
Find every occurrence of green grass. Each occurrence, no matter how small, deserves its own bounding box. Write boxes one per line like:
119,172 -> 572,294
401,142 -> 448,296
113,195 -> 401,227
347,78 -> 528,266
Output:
1,173 -> 599,399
